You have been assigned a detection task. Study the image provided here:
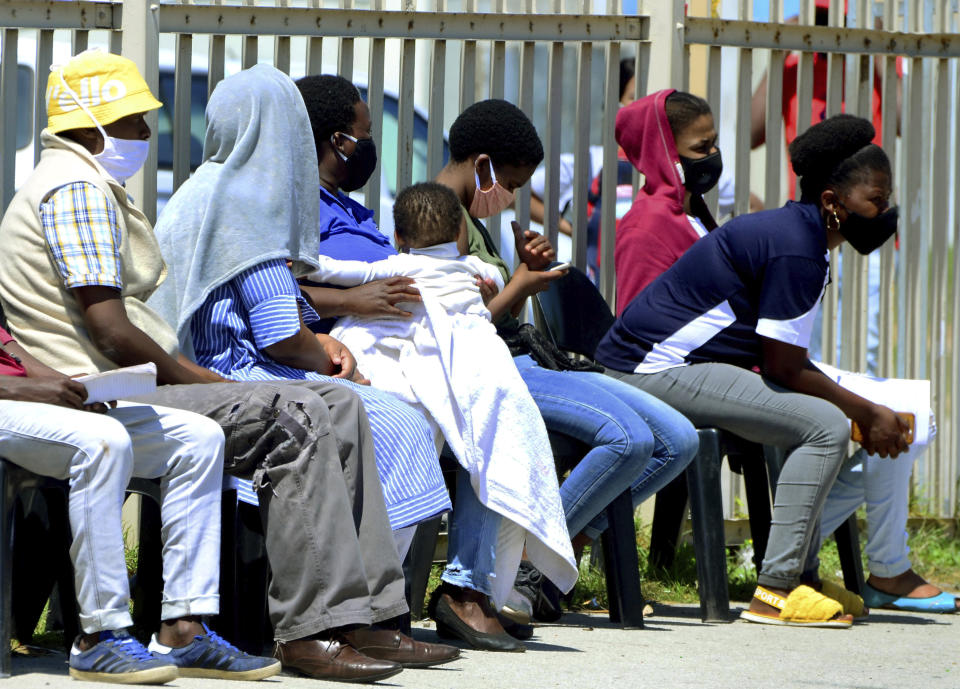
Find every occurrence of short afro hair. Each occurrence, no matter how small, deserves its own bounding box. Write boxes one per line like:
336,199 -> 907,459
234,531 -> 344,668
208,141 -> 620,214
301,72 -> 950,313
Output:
295,74 -> 362,152
393,182 -> 463,249
789,114 -> 890,200
448,99 -> 544,169
664,91 -> 712,139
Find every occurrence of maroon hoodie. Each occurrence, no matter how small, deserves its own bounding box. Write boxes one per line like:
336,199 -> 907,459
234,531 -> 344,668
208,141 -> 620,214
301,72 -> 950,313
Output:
614,89 -> 713,315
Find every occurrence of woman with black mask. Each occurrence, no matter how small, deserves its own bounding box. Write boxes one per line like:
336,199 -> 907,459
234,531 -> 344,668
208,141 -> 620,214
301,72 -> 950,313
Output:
613,90 -> 723,314
595,114 -> 951,625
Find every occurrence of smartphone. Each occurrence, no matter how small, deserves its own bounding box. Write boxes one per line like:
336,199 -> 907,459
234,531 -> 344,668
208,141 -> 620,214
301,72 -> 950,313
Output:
549,262 -> 572,272
851,412 -> 915,445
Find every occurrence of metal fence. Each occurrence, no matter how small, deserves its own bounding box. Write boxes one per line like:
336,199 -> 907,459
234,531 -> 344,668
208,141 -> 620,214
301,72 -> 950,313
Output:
1,0 -> 958,517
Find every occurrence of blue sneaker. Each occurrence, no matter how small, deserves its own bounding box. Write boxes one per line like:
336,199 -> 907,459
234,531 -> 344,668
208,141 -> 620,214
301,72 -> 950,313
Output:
69,630 -> 179,685
148,623 -> 281,680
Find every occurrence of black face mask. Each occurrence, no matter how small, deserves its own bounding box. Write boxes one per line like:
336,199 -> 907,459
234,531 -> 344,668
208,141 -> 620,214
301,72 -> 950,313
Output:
838,204 -> 899,255
679,149 -> 723,195
334,133 -> 378,192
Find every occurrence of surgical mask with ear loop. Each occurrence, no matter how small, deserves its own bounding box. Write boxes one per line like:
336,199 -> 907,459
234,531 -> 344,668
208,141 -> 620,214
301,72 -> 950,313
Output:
53,66 -> 150,184
469,157 -> 515,219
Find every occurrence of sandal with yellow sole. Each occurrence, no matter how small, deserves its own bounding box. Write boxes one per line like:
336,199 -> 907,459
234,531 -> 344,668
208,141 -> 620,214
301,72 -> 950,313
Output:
819,581 -> 868,619
740,585 -> 853,628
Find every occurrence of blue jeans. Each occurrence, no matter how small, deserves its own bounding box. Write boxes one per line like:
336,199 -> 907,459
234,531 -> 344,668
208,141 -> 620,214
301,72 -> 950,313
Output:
442,356 -> 698,594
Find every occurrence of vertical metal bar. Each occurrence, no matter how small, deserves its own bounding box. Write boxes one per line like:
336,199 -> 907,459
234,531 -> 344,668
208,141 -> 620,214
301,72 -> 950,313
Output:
306,0 -> 323,75
34,29 -> 54,167
459,0 -> 477,111
122,2 -> 160,223
110,29 -> 122,56
364,0 -> 385,220
598,39 -> 620,306
839,0 -> 871,374
570,0 -> 592,272
702,44 -> 721,217
486,0 -> 506,247
644,0 -> 684,92
241,0 -> 258,70
877,0 -> 897,381
764,0 -> 784,211
514,0 -> 535,233
72,30 -> 89,56
819,0 -> 843,366
542,38 -> 564,250
733,0 -> 752,218
0,29 -> 18,212
950,4 -> 960,518
396,36 -> 416,196
928,0 -> 950,515
274,0 -> 291,75
339,0 -> 355,82
426,26 -> 446,179
795,0 -> 815,199
208,0 -> 226,99
902,0 -> 925,381
173,31 -> 193,193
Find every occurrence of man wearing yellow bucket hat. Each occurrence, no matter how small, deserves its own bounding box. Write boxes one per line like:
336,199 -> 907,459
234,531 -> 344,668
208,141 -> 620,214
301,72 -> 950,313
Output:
0,50 -> 430,683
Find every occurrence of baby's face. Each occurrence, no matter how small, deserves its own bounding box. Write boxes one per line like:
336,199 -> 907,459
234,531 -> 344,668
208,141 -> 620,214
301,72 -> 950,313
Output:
455,216 -> 469,255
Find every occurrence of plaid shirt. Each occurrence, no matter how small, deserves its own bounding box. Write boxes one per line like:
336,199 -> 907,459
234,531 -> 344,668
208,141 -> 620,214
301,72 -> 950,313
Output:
40,182 -> 123,290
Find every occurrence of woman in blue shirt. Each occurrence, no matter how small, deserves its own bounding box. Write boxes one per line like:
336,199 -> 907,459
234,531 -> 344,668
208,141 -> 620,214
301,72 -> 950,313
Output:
596,115 -> 913,626
295,80 -> 699,650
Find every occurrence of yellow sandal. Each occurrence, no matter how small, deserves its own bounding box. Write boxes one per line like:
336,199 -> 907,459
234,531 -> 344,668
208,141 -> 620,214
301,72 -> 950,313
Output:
740,585 -> 853,628
820,581 -> 868,619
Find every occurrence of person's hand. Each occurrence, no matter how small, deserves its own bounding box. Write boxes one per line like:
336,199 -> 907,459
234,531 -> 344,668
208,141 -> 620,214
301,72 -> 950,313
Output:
512,262 -> 566,298
0,377 -> 90,410
346,278 -> 421,318
475,275 -> 500,305
320,336 -> 359,380
351,368 -> 371,385
511,221 -> 556,270
858,404 -> 910,458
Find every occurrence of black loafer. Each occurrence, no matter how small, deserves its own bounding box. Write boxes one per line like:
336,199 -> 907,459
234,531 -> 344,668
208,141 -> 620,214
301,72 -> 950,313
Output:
497,613 -> 535,641
429,590 -> 526,652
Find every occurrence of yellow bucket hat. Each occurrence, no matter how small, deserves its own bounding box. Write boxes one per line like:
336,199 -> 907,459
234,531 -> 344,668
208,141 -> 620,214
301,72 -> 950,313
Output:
46,49 -> 162,134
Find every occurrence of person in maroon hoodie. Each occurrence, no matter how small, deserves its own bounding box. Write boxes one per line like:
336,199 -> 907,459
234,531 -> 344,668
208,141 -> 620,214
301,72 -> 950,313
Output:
613,89 -> 721,315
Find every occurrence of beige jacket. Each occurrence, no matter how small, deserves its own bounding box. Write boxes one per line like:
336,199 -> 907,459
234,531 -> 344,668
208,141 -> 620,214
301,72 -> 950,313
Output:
0,130 -> 178,375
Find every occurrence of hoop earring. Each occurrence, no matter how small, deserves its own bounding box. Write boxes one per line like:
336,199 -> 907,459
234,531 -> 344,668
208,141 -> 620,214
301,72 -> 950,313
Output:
827,211 -> 841,232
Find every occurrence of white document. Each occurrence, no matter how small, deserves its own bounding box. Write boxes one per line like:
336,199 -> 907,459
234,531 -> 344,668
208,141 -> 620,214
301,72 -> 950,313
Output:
813,361 -> 932,445
74,363 -> 158,405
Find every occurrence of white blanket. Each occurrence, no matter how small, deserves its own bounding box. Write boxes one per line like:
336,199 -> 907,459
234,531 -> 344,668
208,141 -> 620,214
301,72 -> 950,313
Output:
308,243 -> 577,606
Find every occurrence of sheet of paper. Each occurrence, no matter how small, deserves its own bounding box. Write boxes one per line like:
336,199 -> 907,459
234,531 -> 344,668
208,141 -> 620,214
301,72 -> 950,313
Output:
813,361 -> 931,445
74,362 -> 158,405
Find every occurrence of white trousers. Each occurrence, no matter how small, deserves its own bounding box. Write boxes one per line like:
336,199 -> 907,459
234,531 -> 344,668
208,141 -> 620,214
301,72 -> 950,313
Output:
0,400 -> 225,633
813,363 -> 935,578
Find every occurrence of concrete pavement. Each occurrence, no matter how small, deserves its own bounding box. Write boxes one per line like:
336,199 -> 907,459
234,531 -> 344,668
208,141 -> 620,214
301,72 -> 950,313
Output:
5,604 -> 958,689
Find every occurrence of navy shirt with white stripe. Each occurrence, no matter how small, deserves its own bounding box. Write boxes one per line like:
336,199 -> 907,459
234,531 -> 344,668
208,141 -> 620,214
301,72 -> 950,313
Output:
596,201 -> 830,374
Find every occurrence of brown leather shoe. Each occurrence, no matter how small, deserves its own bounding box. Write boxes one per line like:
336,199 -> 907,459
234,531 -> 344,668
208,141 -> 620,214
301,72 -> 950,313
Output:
273,637 -> 402,683
343,628 -> 461,668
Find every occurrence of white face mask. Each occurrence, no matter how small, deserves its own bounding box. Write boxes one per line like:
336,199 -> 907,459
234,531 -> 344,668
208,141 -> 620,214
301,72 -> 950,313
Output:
53,66 -> 149,184
94,136 -> 149,184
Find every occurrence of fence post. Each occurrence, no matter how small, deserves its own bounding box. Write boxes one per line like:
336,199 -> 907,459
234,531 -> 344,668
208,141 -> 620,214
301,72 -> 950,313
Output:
642,0 -> 684,92
121,0 -> 160,224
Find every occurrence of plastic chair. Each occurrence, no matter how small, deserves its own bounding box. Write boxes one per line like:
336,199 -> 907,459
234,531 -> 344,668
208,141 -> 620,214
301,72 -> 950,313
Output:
128,478 -> 269,655
0,460 -> 79,677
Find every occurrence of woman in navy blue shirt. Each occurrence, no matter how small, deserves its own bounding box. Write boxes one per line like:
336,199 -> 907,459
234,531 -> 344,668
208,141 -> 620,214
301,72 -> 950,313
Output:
597,115 -> 908,627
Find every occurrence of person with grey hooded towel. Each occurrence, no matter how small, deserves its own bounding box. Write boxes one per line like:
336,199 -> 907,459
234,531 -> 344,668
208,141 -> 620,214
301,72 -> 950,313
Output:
149,64 -> 460,676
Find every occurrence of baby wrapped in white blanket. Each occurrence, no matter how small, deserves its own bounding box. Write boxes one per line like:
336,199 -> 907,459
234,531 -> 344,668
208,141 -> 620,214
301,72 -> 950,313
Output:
305,183 -> 576,607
